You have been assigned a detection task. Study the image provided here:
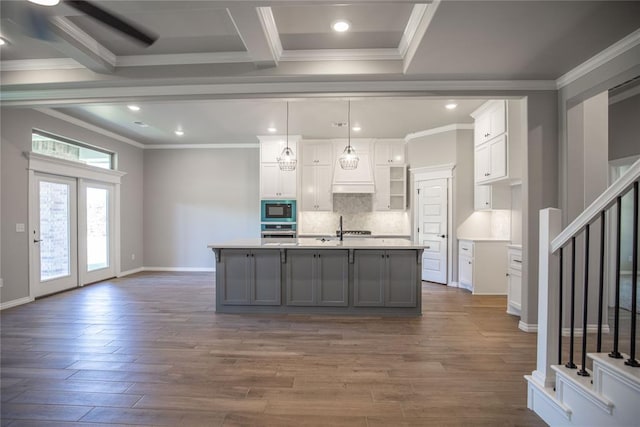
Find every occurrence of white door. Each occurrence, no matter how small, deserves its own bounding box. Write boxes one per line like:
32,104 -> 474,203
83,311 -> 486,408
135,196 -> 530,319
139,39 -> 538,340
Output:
417,178 -> 448,283
79,180 -> 116,285
32,173 -> 78,297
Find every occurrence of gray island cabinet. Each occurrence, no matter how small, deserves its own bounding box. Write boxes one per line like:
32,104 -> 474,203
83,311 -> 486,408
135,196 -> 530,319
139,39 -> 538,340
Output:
209,238 -> 425,316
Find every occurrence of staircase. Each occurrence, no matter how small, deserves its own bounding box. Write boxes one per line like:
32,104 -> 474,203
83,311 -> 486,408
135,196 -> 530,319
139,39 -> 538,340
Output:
526,159 -> 640,426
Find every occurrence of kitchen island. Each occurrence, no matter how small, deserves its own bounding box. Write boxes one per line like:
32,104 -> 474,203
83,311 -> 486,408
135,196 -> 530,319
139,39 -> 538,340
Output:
208,238 -> 425,316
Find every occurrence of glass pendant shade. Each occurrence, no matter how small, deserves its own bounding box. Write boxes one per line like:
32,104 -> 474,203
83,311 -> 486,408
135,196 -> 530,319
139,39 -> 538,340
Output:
277,102 -> 296,171
339,100 -> 359,170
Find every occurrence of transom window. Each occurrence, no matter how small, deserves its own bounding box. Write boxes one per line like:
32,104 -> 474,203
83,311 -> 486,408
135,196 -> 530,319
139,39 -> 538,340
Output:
32,130 -> 115,170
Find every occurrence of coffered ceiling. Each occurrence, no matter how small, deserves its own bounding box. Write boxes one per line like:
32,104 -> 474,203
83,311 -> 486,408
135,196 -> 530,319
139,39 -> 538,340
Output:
0,1 -> 639,145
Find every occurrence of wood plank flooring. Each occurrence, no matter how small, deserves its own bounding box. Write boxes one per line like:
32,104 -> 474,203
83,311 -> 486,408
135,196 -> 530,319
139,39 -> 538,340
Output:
1,272 -> 545,426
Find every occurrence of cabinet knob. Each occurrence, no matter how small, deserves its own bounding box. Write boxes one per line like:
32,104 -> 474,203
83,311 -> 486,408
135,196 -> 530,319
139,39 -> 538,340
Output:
381,254 -> 385,258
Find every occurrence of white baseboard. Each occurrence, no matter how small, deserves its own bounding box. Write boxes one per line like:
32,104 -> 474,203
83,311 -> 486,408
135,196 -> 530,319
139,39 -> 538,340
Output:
118,267 -> 144,277
143,267 -> 215,272
562,324 -> 611,337
519,321 -> 538,333
1,296 -> 34,311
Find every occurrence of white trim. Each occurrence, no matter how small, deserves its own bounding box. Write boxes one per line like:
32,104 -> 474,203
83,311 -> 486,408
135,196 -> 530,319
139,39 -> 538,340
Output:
561,325 -> 611,337
1,80 -> 557,106
34,108 -> 145,149
553,366 -> 614,415
405,123 -> 474,142
117,52 -> 251,67
448,281 -> 459,288
144,143 -> 259,150
0,297 -> 34,311
257,7 -> 283,62
144,267 -> 215,272
50,16 -> 116,71
410,163 -> 455,179
556,28 -> 640,89
402,0 -> 440,73
0,58 -> 84,71
118,267 -> 144,277
27,153 -> 126,184
398,4 -> 429,58
552,157 -> 640,252
519,321 -> 538,333
280,48 -> 401,62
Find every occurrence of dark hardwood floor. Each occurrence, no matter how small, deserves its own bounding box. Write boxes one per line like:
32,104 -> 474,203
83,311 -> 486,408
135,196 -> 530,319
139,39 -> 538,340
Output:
1,272 -> 545,426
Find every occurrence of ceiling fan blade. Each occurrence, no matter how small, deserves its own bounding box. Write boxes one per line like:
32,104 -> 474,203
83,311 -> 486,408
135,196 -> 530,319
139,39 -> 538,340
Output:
65,0 -> 157,46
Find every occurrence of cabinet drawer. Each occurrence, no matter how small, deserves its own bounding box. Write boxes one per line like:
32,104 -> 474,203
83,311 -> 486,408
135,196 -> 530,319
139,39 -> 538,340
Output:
508,249 -> 523,271
459,240 -> 474,257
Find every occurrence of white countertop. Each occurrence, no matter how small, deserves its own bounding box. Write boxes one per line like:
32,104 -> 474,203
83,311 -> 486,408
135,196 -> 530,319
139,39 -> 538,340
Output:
208,238 -> 424,250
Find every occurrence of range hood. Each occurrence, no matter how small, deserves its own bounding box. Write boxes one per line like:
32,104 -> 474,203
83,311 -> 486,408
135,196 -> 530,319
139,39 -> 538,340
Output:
332,151 -> 375,193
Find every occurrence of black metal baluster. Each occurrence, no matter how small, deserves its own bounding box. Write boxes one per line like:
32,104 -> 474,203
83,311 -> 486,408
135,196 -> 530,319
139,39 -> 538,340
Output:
559,247 -> 564,365
597,210 -> 605,353
610,196 -> 623,359
578,224 -> 590,377
626,181 -> 639,367
567,236 -> 577,369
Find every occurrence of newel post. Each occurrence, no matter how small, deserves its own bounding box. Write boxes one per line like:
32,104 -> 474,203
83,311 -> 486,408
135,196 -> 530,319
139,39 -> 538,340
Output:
532,208 -> 562,388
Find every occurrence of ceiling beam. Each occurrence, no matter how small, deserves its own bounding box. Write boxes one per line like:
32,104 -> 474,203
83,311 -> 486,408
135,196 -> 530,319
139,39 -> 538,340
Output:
227,7 -> 282,69
402,0 -> 441,74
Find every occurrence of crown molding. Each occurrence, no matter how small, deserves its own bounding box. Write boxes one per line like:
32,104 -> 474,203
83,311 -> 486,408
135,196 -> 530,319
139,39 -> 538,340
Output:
398,3 -> 429,59
257,7 -> 283,62
402,0 -> 440,74
145,143 -> 259,149
280,48 -> 402,62
0,58 -> 84,71
405,123 -> 474,142
556,28 -> 640,89
117,52 -> 252,67
34,108 -> 145,149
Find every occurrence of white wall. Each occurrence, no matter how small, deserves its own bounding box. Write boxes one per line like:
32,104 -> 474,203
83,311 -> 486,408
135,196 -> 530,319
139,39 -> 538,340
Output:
0,108 -> 144,304
143,147 -> 260,269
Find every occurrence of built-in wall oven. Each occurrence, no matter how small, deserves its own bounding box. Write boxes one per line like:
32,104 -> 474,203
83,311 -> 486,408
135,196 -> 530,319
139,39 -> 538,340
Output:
261,200 -> 296,222
261,223 -> 297,239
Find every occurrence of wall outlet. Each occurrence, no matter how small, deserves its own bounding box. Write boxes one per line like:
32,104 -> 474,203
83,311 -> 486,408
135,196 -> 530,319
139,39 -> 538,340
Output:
131,254 -> 135,261
16,223 -> 25,232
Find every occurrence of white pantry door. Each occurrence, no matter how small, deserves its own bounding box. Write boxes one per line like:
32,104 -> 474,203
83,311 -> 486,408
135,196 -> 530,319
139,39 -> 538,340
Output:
32,173 -> 78,297
417,178 -> 448,284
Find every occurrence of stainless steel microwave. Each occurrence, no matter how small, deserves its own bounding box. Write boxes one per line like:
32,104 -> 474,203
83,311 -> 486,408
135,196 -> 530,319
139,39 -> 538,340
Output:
261,200 -> 296,222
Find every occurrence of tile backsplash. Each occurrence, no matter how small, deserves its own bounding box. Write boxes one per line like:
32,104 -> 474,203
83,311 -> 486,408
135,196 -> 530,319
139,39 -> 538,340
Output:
299,194 -> 411,235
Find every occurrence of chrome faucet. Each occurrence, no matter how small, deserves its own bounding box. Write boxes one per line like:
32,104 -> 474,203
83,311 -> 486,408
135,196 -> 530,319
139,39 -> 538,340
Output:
339,215 -> 343,241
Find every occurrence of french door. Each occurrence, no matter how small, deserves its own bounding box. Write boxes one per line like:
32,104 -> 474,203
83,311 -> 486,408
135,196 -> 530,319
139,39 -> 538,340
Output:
31,173 -> 117,298
32,173 -> 78,297
79,180 -> 116,285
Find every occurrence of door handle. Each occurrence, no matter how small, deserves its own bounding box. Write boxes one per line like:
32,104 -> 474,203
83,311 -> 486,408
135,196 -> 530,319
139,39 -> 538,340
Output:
440,235 -> 446,238
33,239 -> 43,243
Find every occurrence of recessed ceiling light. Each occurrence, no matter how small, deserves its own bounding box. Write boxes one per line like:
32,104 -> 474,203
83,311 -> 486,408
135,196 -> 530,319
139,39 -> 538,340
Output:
175,130 -> 184,136
127,105 -> 140,111
445,103 -> 458,110
133,121 -> 148,127
28,0 -> 60,6
267,127 -> 277,133
352,125 -> 361,132
332,20 -> 350,32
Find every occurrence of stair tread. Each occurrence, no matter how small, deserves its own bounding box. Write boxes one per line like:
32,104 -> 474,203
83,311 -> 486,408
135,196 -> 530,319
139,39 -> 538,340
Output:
551,364 -> 614,411
589,352 -> 640,386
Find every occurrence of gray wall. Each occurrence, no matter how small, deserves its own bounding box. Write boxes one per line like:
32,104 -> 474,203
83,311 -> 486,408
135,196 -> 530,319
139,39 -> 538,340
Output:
0,108 -> 144,304
143,148 -> 260,269
609,92 -> 640,161
408,129 -> 475,283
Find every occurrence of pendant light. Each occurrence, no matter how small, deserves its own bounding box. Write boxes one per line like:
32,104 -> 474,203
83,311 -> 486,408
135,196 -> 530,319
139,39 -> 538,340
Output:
277,101 -> 296,171
339,100 -> 359,170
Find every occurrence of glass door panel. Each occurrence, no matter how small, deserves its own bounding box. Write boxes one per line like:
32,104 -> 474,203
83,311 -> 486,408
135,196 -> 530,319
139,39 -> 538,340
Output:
86,187 -> 109,271
33,174 -> 78,297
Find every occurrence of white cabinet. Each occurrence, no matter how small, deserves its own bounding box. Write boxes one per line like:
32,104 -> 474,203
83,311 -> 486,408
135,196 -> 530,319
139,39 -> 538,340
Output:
475,134 -> 507,184
301,164 -> 332,211
458,239 -> 508,295
374,165 -> 406,211
374,140 -> 405,165
302,142 -> 332,166
474,184 -> 510,211
506,246 -> 522,316
259,136 -> 299,199
473,100 -> 506,146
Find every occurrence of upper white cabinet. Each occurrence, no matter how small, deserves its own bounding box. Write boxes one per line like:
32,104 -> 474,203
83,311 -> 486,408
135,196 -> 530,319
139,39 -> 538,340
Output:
259,135 -> 300,199
300,141 -> 333,211
474,184 -> 509,211
473,100 -> 506,146
374,140 -> 406,165
475,134 -> 507,184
